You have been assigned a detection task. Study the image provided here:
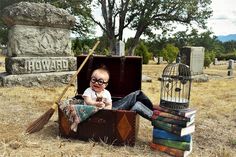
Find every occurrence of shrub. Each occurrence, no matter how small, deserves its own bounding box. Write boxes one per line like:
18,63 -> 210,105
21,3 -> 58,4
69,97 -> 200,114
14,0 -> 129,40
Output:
162,44 -> 179,63
135,42 -> 151,64
204,53 -> 212,68
204,51 -> 216,68
216,53 -> 236,60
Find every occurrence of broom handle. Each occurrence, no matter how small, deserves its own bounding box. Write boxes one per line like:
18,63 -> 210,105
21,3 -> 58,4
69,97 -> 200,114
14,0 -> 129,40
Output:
51,41 -> 100,109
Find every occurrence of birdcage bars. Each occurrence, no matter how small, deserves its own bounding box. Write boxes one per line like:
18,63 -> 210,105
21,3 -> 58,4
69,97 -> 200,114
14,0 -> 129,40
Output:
159,63 -> 192,110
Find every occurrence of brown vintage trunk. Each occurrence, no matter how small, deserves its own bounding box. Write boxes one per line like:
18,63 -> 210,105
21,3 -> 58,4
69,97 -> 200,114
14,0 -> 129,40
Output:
58,55 -> 142,146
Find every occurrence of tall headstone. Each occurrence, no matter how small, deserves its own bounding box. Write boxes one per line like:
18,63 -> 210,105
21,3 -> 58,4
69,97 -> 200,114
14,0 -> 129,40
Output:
227,59 -> 234,76
228,59 -> 234,69
115,40 -> 125,56
158,57 -> 163,64
0,2 -> 76,87
213,58 -> 218,65
180,46 -> 205,75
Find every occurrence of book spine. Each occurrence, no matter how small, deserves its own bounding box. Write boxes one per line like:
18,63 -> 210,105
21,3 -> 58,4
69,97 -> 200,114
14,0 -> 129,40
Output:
150,142 -> 186,157
154,106 -> 196,117
155,106 -> 186,116
153,116 -> 193,127
153,138 -> 191,151
153,110 -> 191,121
153,128 -> 191,142
152,120 -> 182,136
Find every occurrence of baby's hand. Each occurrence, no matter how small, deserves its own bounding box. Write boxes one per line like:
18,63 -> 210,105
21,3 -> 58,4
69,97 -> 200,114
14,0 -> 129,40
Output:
96,97 -> 103,102
95,101 -> 105,109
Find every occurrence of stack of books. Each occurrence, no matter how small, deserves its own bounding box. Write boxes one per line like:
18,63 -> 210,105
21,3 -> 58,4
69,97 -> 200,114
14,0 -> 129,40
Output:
150,105 -> 197,157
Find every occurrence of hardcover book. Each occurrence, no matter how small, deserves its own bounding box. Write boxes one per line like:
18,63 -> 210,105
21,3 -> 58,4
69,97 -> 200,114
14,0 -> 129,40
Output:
150,142 -> 192,157
152,137 -> 192,151
152,110 -> 195,122
152,115 -> 195,127
153,128 -> 192,142
154,105 -> 197,117
152,120 -> 195,136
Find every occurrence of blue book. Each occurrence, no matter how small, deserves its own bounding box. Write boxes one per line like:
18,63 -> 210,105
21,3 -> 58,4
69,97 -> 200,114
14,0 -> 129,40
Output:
153,128 -> 192,142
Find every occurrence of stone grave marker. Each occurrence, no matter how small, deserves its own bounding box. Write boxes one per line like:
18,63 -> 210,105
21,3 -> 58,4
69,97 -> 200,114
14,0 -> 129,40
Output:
180,46 -> 205,75
213,58 -> 218,65
227,59 -> 234,76
115,40 -> 125,56
158,57 -> 163,64
0,2 -> 76,87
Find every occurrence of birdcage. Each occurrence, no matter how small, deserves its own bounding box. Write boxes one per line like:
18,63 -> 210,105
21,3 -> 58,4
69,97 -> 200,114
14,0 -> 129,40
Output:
159,62 -> 192,110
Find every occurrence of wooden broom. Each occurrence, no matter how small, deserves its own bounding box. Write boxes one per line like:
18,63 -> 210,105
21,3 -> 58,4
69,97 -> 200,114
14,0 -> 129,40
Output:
25,41 -> 100,134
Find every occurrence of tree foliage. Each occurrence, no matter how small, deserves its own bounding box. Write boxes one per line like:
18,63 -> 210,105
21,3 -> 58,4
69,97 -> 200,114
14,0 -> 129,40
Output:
0,0 -> 26,46
47,0 -> 94,37
90,0 -> 212,55
161,44 -> 179,63
0,18 -> 8,46
223,41 -> 236,53
71,36 -> 109,56
204,51 -> 216,68
134,42 -> 151,64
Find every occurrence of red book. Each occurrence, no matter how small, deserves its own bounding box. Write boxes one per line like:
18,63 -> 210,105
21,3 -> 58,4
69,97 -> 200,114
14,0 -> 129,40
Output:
154,105 -> 197,117
152,110 -> 195,122
150,142 -> 192,157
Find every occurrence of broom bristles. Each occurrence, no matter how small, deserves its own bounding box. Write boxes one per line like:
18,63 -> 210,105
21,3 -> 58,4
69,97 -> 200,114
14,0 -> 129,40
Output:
26,108 -> 55,134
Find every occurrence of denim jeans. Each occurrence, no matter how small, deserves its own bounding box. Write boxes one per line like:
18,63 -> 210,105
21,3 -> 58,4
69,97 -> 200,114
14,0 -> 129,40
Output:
112,90 -> 153,120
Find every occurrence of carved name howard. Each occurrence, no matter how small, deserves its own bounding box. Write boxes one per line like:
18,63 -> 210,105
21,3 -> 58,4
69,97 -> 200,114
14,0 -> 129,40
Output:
6,57 -> 76,74
26,59 -> 68,72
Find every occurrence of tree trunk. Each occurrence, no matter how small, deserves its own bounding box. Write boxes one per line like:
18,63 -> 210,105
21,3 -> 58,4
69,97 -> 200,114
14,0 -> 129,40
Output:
127,38 -> 139,56
107,36 -> 116,54
127,24 -> 146,55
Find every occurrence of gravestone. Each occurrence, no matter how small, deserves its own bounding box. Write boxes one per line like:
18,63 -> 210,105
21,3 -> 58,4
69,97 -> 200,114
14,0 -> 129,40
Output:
180,46 -> 205,75
0,2 -> 76,87
228,59 -> 234,69
227,59 -> 234,76
115,40 -> 125,56
213,58 -> 218,65
158,57 -> 163,64
153,56 -> 163,64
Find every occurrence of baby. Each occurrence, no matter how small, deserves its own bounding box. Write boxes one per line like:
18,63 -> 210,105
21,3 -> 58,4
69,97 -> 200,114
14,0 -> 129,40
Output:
82,66 -> 112,109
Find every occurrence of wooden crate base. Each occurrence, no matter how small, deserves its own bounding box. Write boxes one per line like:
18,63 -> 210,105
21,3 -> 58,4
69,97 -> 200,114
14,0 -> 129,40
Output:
58,108 -> 139,146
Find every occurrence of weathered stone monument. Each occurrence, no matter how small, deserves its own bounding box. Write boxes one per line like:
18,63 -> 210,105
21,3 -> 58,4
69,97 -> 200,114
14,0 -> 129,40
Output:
0,2 -> 76,87
153,56 -> 163,64
213,58 -> 218,65
158,57 -> 163,64
180,46 -> 205,75
227,59 -> 234,76
115,40 -> 125,56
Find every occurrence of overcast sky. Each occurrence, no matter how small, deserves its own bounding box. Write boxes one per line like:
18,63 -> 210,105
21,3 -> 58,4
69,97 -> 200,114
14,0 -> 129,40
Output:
208,0 -> 236,35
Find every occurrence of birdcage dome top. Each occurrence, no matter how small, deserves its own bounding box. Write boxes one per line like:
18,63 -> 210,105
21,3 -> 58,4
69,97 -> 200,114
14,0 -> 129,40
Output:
162,63 -> 191,80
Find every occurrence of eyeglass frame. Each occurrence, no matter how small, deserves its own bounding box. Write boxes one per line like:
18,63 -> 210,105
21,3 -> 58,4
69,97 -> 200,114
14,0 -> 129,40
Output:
90,77 -> 108,85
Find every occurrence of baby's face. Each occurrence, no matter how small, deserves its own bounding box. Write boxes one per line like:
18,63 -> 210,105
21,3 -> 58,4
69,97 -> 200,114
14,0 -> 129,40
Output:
90,70 -> 109,93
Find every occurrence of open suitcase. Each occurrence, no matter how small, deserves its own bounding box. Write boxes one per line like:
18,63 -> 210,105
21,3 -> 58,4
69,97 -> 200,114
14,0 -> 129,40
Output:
58,55 -> 142,146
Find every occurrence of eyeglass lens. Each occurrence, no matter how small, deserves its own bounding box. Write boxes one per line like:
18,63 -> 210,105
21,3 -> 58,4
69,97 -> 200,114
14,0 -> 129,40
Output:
91,77 -> 107,85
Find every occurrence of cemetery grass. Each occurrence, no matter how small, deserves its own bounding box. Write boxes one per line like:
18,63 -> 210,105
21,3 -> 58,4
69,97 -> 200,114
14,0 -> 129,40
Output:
0,56 -> 236,157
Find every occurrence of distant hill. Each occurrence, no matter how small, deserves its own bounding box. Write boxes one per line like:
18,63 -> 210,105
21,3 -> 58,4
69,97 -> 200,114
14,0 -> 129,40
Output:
217,34 -> 236,42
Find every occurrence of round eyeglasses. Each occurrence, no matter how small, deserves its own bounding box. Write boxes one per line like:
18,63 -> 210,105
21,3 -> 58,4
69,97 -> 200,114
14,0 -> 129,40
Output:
90,77 -> 108,85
